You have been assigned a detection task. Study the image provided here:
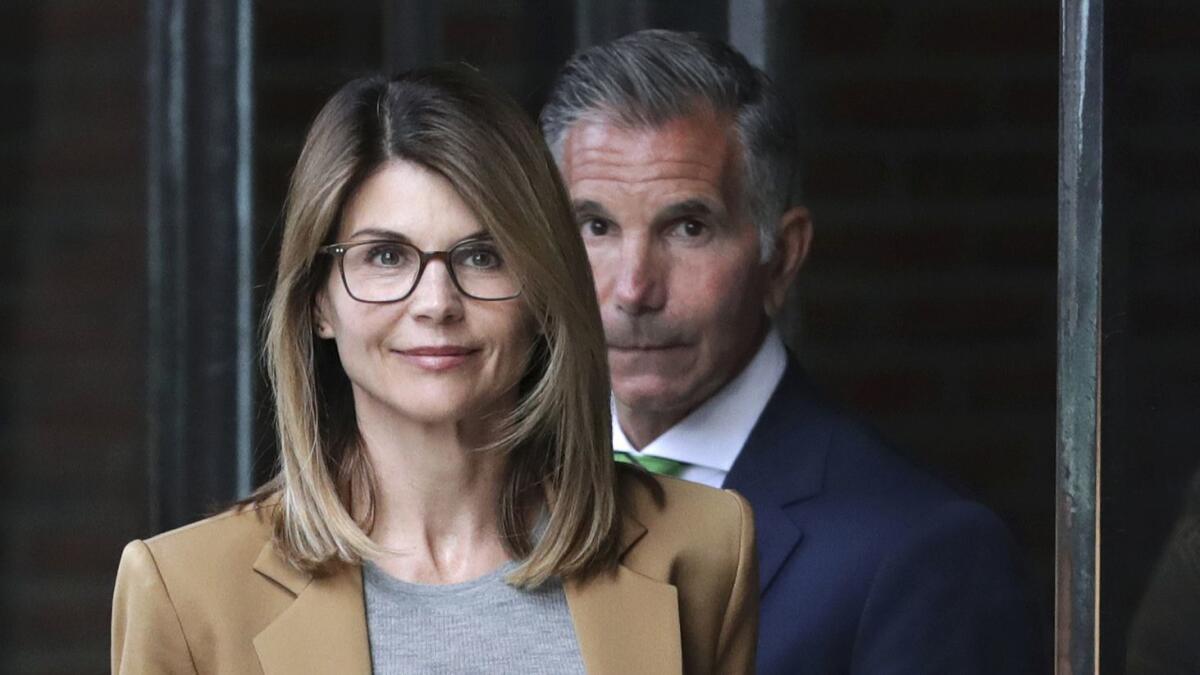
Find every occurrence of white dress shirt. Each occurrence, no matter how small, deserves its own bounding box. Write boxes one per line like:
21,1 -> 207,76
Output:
611,329 -> 788,488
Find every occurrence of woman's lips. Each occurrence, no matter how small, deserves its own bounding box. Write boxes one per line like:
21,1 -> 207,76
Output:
395,346 -> 479,371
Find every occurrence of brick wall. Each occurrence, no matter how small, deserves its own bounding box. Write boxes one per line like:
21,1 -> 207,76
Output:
0,2 -> 147,672
1100,1 -> 1200,670
770,0 -> 1059,633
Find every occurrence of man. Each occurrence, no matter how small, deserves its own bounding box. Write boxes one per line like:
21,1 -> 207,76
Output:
542,30 -> 1038,674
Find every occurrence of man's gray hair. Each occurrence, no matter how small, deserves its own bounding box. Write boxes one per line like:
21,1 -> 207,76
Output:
540,29 -> 800,260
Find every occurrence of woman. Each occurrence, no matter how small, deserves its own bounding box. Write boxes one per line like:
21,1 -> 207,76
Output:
112,66 -> 757,674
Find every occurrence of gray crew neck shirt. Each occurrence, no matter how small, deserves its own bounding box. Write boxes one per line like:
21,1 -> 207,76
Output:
363,560 -> 586,674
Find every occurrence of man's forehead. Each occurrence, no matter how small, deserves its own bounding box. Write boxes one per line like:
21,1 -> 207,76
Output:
559,112 -> 742,194
566,111 -> 734,165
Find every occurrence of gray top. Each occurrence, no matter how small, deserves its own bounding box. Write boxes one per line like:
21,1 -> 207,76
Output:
363,560 -> 586,675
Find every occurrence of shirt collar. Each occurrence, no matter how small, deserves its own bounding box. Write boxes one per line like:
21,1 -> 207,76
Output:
611,328 -> 788,472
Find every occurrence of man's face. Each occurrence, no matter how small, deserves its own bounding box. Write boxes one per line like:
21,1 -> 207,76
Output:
559,111 -> 771,423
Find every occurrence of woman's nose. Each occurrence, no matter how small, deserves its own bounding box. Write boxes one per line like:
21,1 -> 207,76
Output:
407,258 -> 464,323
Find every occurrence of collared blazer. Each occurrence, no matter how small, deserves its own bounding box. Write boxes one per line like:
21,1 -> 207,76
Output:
112,472 -> 758,674
723,359 -> 1038,674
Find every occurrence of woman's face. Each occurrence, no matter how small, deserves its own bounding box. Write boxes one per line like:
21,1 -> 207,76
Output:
315,160 -> 534,427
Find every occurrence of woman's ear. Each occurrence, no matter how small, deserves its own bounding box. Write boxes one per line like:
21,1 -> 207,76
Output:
312,292 -> 335,339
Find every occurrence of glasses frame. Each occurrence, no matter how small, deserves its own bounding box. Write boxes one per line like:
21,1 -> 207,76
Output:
317,238 -> 522,303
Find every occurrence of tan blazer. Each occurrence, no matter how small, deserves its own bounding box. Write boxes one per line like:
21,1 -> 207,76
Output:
112,473 -> 758,674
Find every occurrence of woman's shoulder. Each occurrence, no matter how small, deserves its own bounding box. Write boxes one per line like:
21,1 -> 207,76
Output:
137,499 -> 276,566
616,468 -> 755,572
611,469 -> 759,673
112,497 -> 303,672
117,498 -> 280,605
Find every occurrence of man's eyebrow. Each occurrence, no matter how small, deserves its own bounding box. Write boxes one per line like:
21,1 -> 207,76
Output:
571,199 -> 615,220
656,198 -> 725,222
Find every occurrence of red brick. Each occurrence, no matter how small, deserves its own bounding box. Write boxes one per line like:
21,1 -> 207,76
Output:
805,152 -> 891,199
37,0 -> 139,43
1122,6 -> 1200,51
913,6 -> 1057,55
906,152 -> 1055,199
820,79 -> 984,129
822,222 -> 969,272
843,368 -> 945,415
996,79 -> 1057,126
798,5 -> 894,54
443,14 -> 520,63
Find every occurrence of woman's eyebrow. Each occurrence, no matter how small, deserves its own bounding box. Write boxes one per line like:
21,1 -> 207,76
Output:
346,227 -> 492,246
455,230 -> 491,243
346,227 -> 411,242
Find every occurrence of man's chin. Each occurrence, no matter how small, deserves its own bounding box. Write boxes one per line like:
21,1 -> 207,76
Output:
612,378 -> 694,415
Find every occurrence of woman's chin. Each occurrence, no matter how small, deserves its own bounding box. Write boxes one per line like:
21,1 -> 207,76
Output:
385,391 -> 511,428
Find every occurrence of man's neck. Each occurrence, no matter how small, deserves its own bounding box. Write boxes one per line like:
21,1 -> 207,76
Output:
615,403 -> 690,450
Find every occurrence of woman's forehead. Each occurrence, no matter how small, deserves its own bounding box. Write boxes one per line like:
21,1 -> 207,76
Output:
338,160 -> 484,246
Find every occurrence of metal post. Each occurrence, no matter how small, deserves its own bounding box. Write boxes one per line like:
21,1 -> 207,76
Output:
146,0 -> 255,531
1056,0 -> 1103,672
728,0 -> 768,69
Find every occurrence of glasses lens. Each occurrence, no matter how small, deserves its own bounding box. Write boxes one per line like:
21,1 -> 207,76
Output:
342,241 -> 420,301
449,241 -> 520,300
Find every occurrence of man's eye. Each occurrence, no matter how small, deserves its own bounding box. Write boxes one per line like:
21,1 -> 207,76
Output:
582,218 -> 611,237
674,220 -> 708,237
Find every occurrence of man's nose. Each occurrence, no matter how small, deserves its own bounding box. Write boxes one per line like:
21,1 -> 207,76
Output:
613,237 -> 666,316
407,258 -> 464,323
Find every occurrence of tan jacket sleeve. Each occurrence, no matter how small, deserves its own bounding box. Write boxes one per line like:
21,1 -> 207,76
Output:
715,490 -> 759,674
111,540 -> 198,674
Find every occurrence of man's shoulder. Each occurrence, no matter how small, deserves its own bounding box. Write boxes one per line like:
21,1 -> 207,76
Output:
753,365 -> 959,503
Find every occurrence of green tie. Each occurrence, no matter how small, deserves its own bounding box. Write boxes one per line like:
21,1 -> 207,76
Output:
614,451 -> 687,478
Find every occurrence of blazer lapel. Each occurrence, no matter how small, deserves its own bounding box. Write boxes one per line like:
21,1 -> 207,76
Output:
724,360 -> 830,595
564,510 -> 684,674
251,543 -> 372,674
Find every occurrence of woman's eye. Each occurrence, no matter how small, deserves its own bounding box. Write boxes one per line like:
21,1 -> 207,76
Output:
469,251 -> 498,268
582,218 -> 611,237
367,245 -> 408,267
455,245 -> 503,270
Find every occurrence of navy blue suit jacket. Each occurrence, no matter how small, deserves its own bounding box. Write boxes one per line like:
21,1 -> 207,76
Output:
723,361 -> 1039,674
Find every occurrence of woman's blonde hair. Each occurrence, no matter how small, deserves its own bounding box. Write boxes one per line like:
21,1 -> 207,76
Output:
252,66 -> 620,587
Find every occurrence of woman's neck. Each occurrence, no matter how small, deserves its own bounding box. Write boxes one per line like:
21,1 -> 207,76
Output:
353,396 -> 512,584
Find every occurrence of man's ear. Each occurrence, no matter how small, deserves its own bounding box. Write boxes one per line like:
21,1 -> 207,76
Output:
763,206 -> 813,317
312,292 -> 335,339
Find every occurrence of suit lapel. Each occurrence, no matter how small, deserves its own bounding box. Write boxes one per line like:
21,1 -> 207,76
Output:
251,544 -> 372,674
564,506 -> 684,674
724,360 -> 830,595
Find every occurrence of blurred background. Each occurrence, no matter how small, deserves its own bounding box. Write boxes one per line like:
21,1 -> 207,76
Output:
0,1 -> 1195,672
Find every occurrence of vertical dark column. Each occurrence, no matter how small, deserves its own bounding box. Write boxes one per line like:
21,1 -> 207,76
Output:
382,0 -> 443,74
1056,0 -> 1103,672
573,0 -> 649,48
146,0 -> 255,531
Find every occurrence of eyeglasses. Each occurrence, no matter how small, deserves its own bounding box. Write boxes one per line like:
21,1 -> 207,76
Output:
318,238 -> 521,303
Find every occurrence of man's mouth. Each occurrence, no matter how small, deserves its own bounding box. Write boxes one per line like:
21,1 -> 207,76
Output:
607,343 -> 687,351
